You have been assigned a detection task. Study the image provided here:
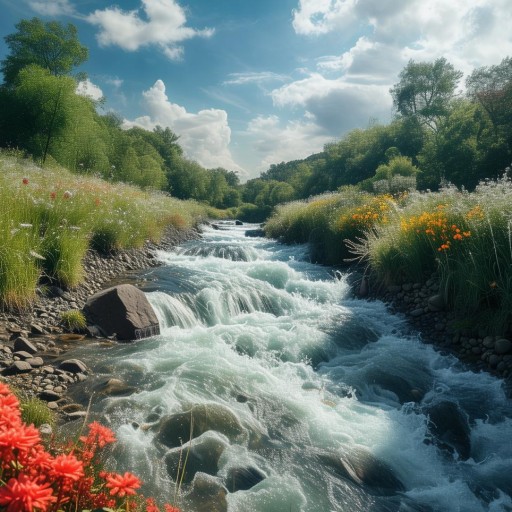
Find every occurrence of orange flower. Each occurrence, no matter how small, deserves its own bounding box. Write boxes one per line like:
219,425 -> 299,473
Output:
0,474 -> 56,512
105,472 -> 141,497
22,178 -> 29,185
453,233 -> 463,240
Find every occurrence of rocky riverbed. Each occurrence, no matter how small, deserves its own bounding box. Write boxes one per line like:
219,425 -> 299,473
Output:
0,226 -> 199,421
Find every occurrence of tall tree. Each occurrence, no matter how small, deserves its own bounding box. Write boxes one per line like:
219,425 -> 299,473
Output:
1,18 -> 88,87
466,56 -> 512,138
390,58 -> 463,131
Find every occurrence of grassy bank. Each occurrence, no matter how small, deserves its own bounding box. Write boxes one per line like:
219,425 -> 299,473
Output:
0,150 -> 219,310
265,175 -> 512,333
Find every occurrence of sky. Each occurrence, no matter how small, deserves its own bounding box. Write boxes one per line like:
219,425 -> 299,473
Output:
0,0 -> 511,181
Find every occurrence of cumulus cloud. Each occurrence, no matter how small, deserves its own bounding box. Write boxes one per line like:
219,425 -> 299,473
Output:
86,0 -> 214,60
123,80 -> 245,175
244,114 -> 331,172
76,79 -> 104,101
28,0 -> 75,16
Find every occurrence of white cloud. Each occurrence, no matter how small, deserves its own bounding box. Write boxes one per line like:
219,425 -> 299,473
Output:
76,79 -> 104,101
86,0 -> 214,60
224,72 -> 290,86
244,114 -> 331,172
28,0 -> 74,16
123,80 -> 245,176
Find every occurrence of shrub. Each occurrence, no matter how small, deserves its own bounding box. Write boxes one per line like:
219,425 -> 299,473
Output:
60,309 -> 87,331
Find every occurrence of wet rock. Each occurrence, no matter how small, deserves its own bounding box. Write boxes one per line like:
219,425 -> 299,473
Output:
155,403 -> 245,449
495,338 -> 511,355
319,446 -> 405,495
58,359 -> 87,374
224,466 -> 266,492
84,284 -> 160,341
186,473 -> 228,512
94,378 -> 136,396
13,336 -> 37,354
424,400 -> 471,460
164,431 -> 229,483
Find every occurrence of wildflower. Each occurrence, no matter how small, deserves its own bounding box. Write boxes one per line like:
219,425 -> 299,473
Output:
0,474 -> 56,512
22,178 -> 29,185
80,421 -> 116,449
0,424 -> 40,454
51,453 -> 84,482
163,505 -> 181,512
50,192 -> 56,200
453,234 -> 463,240
146,498 -> 160,512
105,472 -> 141,497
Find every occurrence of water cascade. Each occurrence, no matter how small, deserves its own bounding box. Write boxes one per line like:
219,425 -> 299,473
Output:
67,224 -> 512,512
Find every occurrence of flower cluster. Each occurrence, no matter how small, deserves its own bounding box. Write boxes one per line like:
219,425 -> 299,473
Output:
0,382 -> 181,512
337,195 -> 394,233
400,209 -> 471,252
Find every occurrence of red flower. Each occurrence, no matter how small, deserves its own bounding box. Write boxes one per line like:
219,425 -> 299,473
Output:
22,178 -> 29,185
80,422 -> 116,449
0,474 -> 56,512
163,505 -> 181,512
50,192 -> 56,200
51,453 -> 84,482
105,472 -> 141,497
0,424 -> 40,453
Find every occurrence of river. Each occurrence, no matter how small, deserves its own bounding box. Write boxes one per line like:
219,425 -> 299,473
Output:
66,223 -> 512,512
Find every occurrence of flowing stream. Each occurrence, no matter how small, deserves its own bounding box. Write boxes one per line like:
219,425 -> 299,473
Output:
67,224 -> 512,512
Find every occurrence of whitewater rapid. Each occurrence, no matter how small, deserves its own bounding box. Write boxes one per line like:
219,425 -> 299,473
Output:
67,224 -> 512,512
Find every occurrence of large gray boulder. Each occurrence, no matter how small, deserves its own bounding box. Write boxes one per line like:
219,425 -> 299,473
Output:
84,284 -> 160,341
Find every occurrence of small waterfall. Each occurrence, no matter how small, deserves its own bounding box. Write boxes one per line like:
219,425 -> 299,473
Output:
65,224 -> 512,512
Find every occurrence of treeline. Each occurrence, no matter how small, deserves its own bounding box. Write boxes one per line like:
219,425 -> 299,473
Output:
0,18 -> 242,210
1,18 -> 511,221
244,57 -> 512,203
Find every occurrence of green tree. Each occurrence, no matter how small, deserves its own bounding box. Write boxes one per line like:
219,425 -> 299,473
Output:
1,18 -> 88,87
390,58 -> 463,131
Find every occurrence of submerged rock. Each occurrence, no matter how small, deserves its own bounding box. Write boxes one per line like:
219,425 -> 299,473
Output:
164,431 -> 229,483
155,403 -> 245,448
224,465 -> 266,492
424,400 -> 471,460
319,446 -> 405,496
185,472 -> 228,512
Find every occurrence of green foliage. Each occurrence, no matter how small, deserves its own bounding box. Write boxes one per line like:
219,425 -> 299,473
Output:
60,309 -> 87,331
390,57 -> 463,131
1,17 -> 88,87
19,395 -> 56,428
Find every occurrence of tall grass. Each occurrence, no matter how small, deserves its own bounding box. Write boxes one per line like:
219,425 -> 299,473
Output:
0,150 -> 210,309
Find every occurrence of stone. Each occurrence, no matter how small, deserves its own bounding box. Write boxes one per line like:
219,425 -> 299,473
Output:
427,294 -> 445,311
25,357 -> 44,368
155,403 -> 245,449
30,323 -> 46,335
58,359 -> 87,374
410,308 -> 424,317
495,338 -> 512,355
13,336 -> 37,354
94,378 -> 136,396
84,284 -> 160,341
164,431 -> 229,483
2,361 -> 33,375
245,229 -> 265,238
187,473 -> 228,512
319,446 -> 405,495
13,351 -> 33,360
424,400 -> 471,460
224,466 -> 266,492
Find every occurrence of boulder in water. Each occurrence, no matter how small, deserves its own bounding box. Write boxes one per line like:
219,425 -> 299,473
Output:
319,446 -> 405,496
424,400 -> 471,460
224,465 -> 266,492
185,472 -> 228,512
155,403 -> 246,448
164,431 -> 229,483
83,284 -> 160,341
245,229 -> 265,238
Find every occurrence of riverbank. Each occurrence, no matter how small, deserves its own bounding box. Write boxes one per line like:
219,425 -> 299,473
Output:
353,270 -> 512,394
0,225 -> 200,419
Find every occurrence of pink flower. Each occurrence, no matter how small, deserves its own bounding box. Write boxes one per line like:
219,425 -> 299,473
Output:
0,473 -> 56,512
105,472 -> 141,497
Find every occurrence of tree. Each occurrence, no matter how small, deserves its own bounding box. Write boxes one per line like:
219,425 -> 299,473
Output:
466,57 -> 512,138
1,18 -> 88,87
390,58 -> 463,131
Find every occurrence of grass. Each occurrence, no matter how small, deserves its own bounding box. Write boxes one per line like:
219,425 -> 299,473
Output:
0,149 -> 211,310
60,309 -> 87,331
266,176 -> 512,334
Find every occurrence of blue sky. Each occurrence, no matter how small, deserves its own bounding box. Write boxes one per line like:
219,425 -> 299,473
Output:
0,0 -> 511,180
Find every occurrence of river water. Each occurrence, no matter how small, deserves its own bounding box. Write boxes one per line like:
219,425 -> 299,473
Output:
67,224 -> 512,512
